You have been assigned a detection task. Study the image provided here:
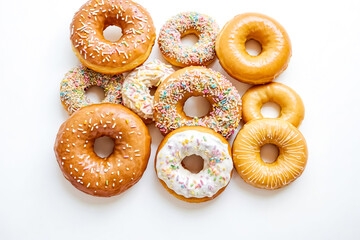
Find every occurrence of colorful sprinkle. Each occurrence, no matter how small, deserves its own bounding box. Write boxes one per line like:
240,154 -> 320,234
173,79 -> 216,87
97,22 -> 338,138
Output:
158,12 -> 219,66
156,130 -> 233,199
122,60 -> 174,120
60,65 -> 124,114
70,0 -> 155,70
154,67 -> 242,139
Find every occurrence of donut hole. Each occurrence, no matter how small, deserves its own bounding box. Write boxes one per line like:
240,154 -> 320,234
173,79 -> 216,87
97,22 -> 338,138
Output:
261,102 -> 281,118
103,25 -> 123,42
149,86 -> 157,96
94,136 -> 115,158
245,39 -> 262,56
181,155 -> 204,174
85,86 -> 105,103
181,34 -> 199,47
183,96 -> 211,118
260,144 -> 279,163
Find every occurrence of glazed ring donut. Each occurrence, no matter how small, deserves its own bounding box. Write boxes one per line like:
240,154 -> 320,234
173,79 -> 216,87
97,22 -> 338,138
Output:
158,12 -> 219,67
232,118 -> 308,190
54,103 -> 151,197
153,66 -> 242,139
242,82 -> 305,127
60,65 -> 124,114
70,0 -> 156,74
155,126 -> 233,203
121,60 -> 174,123
216,13 -> 291,84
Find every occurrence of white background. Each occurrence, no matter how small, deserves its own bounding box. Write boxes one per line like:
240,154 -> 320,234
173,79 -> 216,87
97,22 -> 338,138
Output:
1,0 -> 360,239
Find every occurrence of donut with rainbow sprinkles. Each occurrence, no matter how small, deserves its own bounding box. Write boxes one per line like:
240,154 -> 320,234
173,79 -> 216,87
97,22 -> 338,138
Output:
60,65 -> 124,114
158,12 -> 219,67
155,126 -> 233,203
121,60 -> 174,123
153,66 -> 242,139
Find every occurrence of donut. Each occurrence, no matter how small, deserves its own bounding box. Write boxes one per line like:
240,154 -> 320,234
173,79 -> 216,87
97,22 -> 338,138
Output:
216,13 -> 292,84
70,0 -> 156,74
54,103 -> 151,197
158,12 -> 219,67
121,60 -> 174,123
232,118 -> 308,190
60,65 -> 124,114
242,82 -> 305,127
153,66 -> 242,139
155,126 -> 233,203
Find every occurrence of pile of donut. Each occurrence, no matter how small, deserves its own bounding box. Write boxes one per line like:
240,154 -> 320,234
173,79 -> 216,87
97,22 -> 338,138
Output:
54,0 -> 308,203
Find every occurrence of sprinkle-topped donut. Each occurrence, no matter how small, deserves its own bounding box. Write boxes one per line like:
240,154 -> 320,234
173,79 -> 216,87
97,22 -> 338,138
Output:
153,67 -> 242,139
158,12 -> 219,67
70,0 -> 156,74
121,60 -> 174,123
54,103 -> 151,197
60,65 -> 124,114
155,126 -> 233,203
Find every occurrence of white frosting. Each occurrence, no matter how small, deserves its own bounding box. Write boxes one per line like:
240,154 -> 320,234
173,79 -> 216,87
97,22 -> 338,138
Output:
121,60 -> 174,120
156,130 -> 233,198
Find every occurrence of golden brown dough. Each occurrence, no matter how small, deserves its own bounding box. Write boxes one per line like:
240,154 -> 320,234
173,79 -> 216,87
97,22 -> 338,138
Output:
242,82 -> 305,127
70,0 -> 156,74
54,103 -> 151,197
216,13 -> 291,84
233,118 -> 307,190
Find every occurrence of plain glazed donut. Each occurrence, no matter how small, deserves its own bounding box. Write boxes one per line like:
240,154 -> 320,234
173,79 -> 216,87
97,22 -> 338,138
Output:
232,118 -> 308,190
121,59 -> 174,123
155,126 -> 233,203
216,13 -> 291,84
70,0 -> 156,74
153,66 -> 242,139
54,103 -> 151,197
242,82 -> 304,127
60,65 -> 124,114
158,12 -> 219,67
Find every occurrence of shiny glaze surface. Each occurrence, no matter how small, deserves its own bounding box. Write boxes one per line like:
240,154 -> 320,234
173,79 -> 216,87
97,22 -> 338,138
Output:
155,126 -> 232,203
121,59 -> 174,122
216,13 -> 291,84
54,103 -> 151,197
71,0 -> 156,74
242,82 -> 304,127
233,118 -> 307,190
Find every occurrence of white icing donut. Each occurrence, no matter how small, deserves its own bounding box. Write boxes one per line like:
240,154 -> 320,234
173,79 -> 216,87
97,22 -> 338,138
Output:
156,130 -> 233,199
121,60 -> 174,121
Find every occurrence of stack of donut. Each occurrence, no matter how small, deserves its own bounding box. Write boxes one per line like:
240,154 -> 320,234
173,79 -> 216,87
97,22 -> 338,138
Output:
54,0 -> 308,202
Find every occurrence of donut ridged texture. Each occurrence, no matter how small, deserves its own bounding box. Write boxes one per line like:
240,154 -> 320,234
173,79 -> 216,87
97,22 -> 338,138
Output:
153,66 -> 242,139
70,0 -> 156,74
232,118 -> 307,190
54,103 -> 151,197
